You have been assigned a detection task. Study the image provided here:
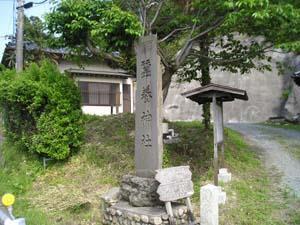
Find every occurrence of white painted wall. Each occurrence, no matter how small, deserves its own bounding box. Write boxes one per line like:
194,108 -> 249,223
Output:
57,60 -> 135,116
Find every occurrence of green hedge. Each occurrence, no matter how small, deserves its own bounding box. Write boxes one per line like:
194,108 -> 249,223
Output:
0,61 -> 84,160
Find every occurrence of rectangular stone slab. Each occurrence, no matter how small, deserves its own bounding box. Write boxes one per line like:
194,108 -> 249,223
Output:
110,201 -> 187,217
134,35 -> 163,178
111,201 -> 166,217
157,180 -> 194,202
155,166 -> 192,184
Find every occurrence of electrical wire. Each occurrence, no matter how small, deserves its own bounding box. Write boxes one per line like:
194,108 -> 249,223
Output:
33,0 -> 48,5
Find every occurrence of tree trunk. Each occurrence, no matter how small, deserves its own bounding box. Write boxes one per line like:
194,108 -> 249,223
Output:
199,39 -> 211,129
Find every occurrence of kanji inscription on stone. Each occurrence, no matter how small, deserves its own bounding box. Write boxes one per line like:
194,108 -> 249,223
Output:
135,35 -> 163,178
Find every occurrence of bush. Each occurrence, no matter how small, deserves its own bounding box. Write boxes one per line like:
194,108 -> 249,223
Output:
0,61 -> 84,160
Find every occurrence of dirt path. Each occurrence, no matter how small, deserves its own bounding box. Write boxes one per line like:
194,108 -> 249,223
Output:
227,123 -> 300,196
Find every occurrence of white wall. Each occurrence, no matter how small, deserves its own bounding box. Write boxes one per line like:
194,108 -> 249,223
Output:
75,76 -> 135,116
57,60 -> 135,116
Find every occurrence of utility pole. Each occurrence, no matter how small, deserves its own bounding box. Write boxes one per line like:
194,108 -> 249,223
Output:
16,0 -> 25,72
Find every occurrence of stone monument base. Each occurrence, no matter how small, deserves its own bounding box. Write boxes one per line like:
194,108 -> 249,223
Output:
120,175 -> 162,207
102,200 -> 189,225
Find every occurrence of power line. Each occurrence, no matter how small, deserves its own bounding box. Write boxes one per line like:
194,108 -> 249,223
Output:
34,0 -> 48,5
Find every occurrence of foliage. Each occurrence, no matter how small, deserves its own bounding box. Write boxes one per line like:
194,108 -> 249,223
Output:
0,61 -> 84,160
24,16 -> 51,48
175,0 -> 300,83
46,0 -> 142,64
2,16 -> 57,69
46,0 -> 300,98
0,141 -> 54,224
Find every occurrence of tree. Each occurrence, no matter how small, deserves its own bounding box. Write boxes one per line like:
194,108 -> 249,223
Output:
46,0 -> 142,72
2,16 -> 56,69
46,0 -> 300,128
118,0 -> 300,128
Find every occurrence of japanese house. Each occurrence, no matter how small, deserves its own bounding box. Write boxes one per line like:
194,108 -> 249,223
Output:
1,42 -> 135,116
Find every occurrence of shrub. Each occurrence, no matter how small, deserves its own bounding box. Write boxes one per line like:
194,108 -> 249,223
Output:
0,61 -> 84,160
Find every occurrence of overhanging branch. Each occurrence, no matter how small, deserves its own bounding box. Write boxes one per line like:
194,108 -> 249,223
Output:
158,27 -> 190,43
85,37 -> 120,63
149,0 -> 164,30
175,17 -> 226,66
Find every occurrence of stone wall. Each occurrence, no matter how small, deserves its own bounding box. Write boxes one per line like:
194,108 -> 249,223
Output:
164,52 -> 298,123
101,188 -> 190,225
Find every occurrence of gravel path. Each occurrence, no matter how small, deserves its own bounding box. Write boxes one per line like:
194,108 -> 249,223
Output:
227,123 -> 300,196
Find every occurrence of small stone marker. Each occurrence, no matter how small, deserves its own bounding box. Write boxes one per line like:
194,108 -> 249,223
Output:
218,168 -> 232,183
155,166 -> 195,224
135,35 -> 163,178
200,184 -> 226,225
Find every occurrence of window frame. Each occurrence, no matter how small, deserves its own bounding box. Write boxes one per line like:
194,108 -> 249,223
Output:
78,81 -> 121,106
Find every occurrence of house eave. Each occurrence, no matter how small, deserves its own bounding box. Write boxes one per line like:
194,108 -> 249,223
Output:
66,68 -> 134,79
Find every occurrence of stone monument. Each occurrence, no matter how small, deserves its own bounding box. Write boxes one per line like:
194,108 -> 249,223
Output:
134,35 -> 163,178
101,35 -> 190,225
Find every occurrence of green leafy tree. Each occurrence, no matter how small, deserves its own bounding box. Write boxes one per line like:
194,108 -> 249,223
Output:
46,0 -> 142,71
2,16 -> 56,69
118,0 -> 300,128
46,0 -> 300,128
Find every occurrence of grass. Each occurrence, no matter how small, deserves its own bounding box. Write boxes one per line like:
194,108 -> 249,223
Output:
277,138 -> 300,160
0,113 -> 299,224
263,121 -> 300,132
261,121 -> 300,159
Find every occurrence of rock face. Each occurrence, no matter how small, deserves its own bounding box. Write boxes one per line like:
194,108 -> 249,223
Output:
283,83 -> 300,122
164,52 -> 297,123
120,175 -> 161,207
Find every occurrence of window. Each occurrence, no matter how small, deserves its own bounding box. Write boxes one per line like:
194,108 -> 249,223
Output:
78,81 -> 120,106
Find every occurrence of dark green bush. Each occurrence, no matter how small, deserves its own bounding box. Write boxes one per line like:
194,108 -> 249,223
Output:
0,61 -> 84,160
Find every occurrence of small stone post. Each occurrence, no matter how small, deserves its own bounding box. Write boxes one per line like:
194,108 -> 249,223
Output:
200,184 -> 225,225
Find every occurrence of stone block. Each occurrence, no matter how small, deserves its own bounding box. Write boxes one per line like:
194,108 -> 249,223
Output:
214,186 -> 226,205
150,217 -> 162,225
101,187 -> 121,205
200,184 -> 219,225
218,191 -> 226,205
141,215 -> 149,223
120,175 -> 161,207
218,168 -> 232,183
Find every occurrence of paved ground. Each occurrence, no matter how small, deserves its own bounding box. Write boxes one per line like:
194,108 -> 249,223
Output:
227,123 -> 300,196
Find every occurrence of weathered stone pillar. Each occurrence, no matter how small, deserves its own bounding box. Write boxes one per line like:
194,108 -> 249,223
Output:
135,35 -> 163,178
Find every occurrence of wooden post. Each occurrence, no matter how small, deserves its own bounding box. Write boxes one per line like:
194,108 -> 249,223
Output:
16,0 -> 25,72
212,95 -> 218,186
165,202 -> 176,225
219,101 -> 225,168
185,197 -> 195,222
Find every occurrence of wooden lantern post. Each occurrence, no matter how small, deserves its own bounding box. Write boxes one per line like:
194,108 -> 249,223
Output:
182,83 -> 248,185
